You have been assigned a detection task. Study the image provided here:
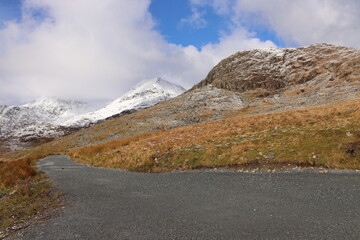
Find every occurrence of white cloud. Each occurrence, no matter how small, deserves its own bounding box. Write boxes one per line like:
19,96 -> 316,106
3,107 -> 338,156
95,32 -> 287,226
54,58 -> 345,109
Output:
199,28 -> 275,61
180,7 -> 208,29
190,0 -> 234,15
0,0 -> 275,105
231,0 -> 360,47
191,0 -> 360,48
2,0 -> 360,105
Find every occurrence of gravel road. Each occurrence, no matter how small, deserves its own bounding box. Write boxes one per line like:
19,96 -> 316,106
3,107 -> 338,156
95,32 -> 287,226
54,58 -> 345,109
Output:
9,155 -> 360,240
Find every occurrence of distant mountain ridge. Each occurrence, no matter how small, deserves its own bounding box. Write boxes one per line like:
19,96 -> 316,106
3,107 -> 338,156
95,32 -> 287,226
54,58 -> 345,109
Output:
0,78 -> 185,150
0,97 -> 92,151
0,97 -> 89,137
63,77 -> 186,127
22,43 -> 359,173
2,44 -> 359,155
23,43 -> 360,155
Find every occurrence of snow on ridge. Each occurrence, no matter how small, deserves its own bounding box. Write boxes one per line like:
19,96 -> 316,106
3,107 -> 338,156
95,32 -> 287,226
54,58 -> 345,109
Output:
255,47 -> 286,57
62,77 -> 186,127
229,47 -> 287,65
24,97 -> 89,113
24,97 -> 91,123
25,96 -> 85,107
0,78 -> 186,142
0,97 -> 92,139
121,77 -> 185,100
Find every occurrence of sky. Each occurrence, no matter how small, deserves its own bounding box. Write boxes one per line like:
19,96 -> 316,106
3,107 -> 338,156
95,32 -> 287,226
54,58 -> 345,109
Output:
0,0 -> 359,105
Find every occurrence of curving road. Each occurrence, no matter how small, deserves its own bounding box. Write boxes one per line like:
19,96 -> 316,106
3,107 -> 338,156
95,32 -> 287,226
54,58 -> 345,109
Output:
9,155 -> 360,240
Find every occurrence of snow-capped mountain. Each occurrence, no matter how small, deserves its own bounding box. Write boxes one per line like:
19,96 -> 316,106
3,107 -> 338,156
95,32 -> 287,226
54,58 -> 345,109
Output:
62,77 -> 186,127
0,78 -> 185,150
0,97 -> 91,139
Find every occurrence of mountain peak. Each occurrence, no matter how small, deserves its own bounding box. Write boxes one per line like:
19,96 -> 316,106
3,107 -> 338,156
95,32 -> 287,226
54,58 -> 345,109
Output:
132,77 -> 180,88
123,77 -> 186,100
192,43 -> 360,93
0,77 -> 186,149
62,78 -> 186,127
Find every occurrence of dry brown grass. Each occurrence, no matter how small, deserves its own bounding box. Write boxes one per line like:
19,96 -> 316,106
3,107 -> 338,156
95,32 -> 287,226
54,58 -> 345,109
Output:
0,151 -> 63,234
0,177 -> 63,235
0,158 -> 36,188
5,98 -> 359,173
0,142 -> 12,160
67,98 -> 360,172
0,156 -> 63,235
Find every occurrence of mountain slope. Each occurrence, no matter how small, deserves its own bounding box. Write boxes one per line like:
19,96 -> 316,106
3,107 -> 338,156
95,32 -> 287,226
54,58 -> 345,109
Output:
0,78 -> 185,151
192,43 -> 360,93
0,97 -> 89,137
68,98 -> 360,171
0,97 -> 91,150
34,44 -> 359,148
63,78 -> 186,127
10,44 -> 360,171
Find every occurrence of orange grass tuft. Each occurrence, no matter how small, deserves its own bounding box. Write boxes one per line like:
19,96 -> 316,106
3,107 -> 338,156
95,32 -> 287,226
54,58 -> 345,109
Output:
0,157 -> 36,187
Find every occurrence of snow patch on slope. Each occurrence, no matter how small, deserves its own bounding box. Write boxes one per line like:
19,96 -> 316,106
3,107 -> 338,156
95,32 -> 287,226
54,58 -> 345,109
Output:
24,97 -> 91,123
0,97 -> 92,140
257,47 -> 286,57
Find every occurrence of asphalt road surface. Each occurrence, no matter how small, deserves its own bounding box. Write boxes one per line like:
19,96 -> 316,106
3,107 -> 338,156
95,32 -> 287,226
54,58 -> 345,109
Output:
9,155 -> 360,240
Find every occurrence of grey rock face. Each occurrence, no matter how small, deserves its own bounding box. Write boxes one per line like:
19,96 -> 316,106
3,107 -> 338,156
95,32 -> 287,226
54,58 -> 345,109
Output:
192,44 -> 360,94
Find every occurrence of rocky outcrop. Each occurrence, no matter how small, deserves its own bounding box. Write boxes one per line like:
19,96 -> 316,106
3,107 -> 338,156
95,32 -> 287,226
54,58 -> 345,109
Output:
192,44 -> 360,94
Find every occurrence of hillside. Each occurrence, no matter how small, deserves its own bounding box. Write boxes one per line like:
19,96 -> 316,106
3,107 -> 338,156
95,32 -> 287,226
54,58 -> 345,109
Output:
192,43 -> 359,93
0,78 -> 185,153
14,44 -> 360,171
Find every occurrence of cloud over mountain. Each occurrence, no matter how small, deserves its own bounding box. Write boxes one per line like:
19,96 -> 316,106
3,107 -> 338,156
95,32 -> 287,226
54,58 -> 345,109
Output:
0,0 -> 274,105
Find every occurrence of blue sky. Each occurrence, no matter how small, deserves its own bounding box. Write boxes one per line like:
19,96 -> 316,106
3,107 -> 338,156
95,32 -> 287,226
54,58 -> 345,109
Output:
150,0 -> 232,48
149,0 -> 285,48
0,0 -> 22,27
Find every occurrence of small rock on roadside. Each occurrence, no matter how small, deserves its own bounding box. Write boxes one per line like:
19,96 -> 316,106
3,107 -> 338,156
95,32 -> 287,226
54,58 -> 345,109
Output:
266,152 -> 276,159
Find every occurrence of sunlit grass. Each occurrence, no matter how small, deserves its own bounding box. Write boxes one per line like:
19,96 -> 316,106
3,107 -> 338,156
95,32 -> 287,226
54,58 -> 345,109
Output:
66,99 -> 360,172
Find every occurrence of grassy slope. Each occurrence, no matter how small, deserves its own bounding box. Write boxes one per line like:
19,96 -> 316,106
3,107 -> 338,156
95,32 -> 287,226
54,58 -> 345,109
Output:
0,158 -> 63,236
1,95 -> 359,236
68,98 -> 360,171
18,98 -> 360,172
